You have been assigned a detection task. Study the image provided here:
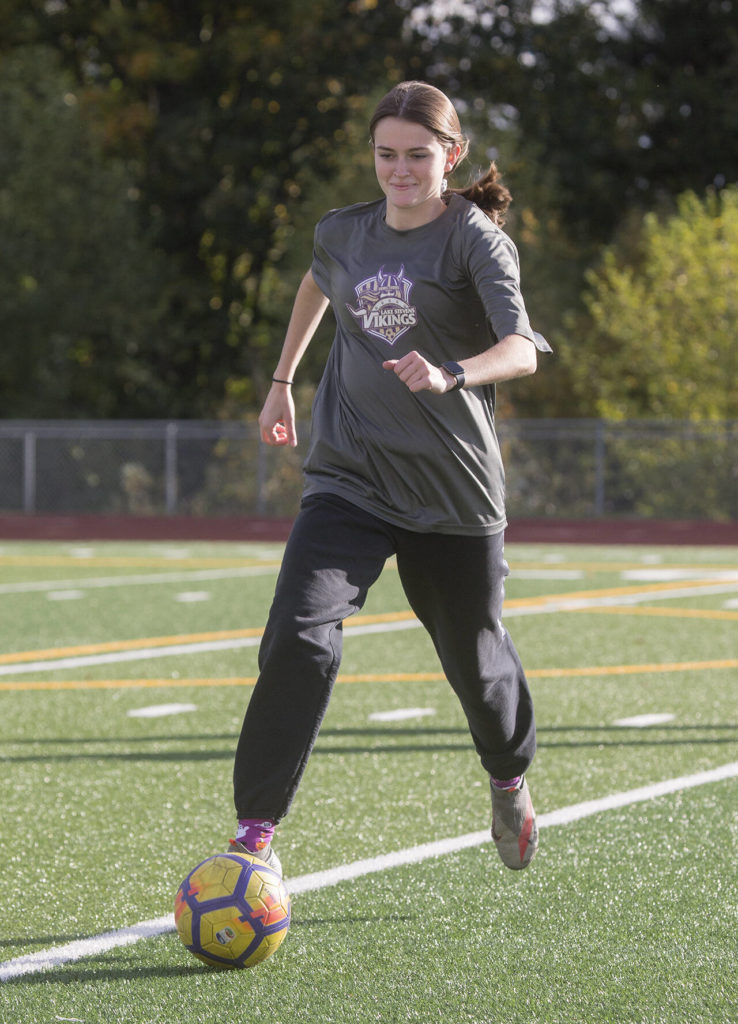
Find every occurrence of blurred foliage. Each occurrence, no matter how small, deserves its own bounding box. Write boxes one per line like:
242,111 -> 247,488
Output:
0,0 -> 736,424
0,45 -> 167,416
601,430 -> 737,521
407,0 -> 738,417
563,187 -> 738,420
1,0 -> 416,416
5,419 -> 732,520
500,419 -> 737,522
414,0 -> 738,240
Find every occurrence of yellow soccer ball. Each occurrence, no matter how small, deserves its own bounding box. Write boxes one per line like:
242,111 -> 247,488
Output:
174,851 -> 291,969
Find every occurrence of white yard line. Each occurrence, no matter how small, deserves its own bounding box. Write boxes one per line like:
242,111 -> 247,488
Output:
0,566 -> 279,596
0,620 -> 422,678
0,635 -> 266,676
0,919 -> 175,982
3,578 -> 738,678
614,713 -> 676,728
289,761 -> 738,893
506,580 -> 738,615
2,760 -> 736,982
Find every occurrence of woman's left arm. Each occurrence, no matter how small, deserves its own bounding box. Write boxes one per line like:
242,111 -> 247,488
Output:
450,332 -> 538,387
383,333 -> 537,395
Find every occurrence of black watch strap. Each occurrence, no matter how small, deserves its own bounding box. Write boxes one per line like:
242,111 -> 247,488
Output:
441,361 -> 465,391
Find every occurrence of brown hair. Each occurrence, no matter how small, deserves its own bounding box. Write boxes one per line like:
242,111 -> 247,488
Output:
369,81 -> 512,225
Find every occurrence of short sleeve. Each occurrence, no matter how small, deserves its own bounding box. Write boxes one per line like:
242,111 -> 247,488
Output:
460,208 -> 552,352
310,216 -> 333,298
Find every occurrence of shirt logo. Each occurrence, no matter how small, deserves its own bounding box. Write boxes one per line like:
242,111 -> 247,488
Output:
347,265 -> 417,345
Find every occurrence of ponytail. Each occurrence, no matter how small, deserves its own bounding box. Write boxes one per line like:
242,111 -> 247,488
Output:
448,162 -> 512,226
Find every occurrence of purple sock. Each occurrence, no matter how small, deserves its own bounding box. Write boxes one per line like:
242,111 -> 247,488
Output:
491,775 -> 523,792
236,818 -> 275,854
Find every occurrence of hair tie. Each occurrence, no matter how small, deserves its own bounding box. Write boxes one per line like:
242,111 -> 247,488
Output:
272,377 -> 294,386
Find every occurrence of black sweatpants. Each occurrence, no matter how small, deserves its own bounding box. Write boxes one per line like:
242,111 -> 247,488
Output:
234,493 -> 536,821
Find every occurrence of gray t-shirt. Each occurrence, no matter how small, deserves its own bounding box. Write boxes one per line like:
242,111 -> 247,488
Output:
304,194 -> 549,535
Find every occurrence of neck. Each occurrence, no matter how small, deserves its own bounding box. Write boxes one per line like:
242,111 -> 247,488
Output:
385,196 -> 448,230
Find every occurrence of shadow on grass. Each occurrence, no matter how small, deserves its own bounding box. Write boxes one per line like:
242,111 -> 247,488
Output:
2,961 -> 205,985
3,914 -> 414,986
0,935 -> 83,950
1,724 -> 737,763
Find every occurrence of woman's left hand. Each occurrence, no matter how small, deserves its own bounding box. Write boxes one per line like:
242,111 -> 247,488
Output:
383,351 -> 455,394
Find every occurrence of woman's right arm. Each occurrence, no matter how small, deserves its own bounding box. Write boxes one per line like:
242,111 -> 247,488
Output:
258,270 -> 329,447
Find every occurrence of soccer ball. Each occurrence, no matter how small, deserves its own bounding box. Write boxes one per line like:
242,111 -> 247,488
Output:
174,851 -> 291,969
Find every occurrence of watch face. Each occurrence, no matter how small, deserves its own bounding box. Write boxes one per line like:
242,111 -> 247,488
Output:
442,362 -> 465,390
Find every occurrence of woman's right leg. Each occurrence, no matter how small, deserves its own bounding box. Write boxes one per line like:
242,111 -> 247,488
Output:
233,495 -> 395,822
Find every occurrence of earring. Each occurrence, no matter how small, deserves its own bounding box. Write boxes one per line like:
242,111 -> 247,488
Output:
441,179 -> 448,193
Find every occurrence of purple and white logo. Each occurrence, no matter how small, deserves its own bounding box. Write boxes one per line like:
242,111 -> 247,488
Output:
347,265 -> 418,345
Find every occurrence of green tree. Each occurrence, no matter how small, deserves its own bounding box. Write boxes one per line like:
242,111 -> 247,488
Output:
625,0 -> 738,203
0,46 -> 166,417
562,187 -> 738,420
8,1 -> 417,417
416,0 -> 738,243
406,0 -> 645,417
410,0 -> 738,418
6,2 -> 735,423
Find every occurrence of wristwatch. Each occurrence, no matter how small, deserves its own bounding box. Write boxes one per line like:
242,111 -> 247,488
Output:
441,361 -> 466,391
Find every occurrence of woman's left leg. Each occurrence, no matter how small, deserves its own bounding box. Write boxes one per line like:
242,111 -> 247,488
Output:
394,528 -> 536,781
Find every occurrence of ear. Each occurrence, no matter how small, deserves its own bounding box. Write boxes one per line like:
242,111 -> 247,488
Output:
445,143 -> 463,173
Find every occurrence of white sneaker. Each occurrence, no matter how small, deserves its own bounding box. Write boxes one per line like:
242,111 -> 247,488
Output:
228,837 -> 283,877
490,777 -> 538,870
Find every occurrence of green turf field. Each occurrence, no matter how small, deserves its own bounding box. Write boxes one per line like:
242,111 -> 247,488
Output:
1,538 -> 736,1023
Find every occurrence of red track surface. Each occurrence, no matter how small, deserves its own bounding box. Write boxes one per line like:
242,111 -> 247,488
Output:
1,514 -> 737,545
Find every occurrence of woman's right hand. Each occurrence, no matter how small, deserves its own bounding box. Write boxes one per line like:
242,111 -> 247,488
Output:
258,383 -> 297,447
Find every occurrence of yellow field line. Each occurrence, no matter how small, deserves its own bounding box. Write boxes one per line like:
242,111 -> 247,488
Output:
0,556 -> 281,569
578,605 -> 738,621
2,571 -> 736,667
504,577 -> 738,608
0,628 -> 265,665
0,677 -> 260,692
511,560 -> 738,572
0,611 -> 413,666
527,658 -> 738,678
3,553 -> 736,572
1,659 -> 736,692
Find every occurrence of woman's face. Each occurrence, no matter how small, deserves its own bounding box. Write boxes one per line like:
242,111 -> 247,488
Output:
373,117 -> 460,229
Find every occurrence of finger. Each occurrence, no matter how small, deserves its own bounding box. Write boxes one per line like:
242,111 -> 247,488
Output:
277,418 -> 298,448
262,421 -> 290,446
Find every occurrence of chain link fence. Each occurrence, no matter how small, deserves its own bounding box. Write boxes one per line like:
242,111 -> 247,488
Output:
0,419 -> 735,521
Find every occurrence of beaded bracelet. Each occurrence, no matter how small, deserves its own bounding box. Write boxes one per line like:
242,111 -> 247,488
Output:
272,377 -> 294,385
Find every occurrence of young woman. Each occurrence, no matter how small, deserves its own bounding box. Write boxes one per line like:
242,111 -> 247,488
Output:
231,81 -> 551,874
